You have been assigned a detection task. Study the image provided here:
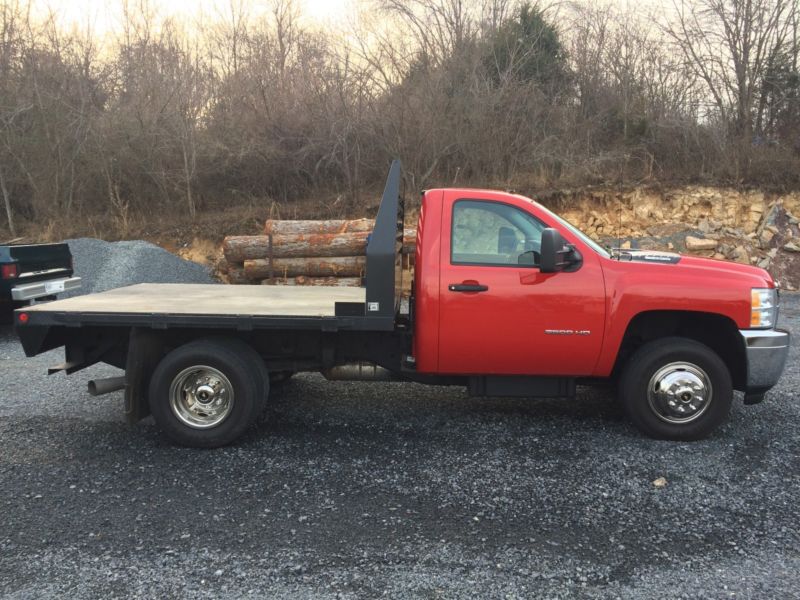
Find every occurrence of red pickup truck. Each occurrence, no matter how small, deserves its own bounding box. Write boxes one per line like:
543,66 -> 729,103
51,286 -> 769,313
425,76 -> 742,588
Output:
14,162 -> 790,447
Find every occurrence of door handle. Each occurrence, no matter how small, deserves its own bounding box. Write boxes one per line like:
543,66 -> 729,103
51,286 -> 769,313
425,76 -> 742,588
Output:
448,283 -> 489,292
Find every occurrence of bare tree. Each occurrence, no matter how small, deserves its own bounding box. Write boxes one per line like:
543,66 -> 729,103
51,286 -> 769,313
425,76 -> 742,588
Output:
0,0 -> 796,238
666,0 -> 796,139
378,0 -> 476,63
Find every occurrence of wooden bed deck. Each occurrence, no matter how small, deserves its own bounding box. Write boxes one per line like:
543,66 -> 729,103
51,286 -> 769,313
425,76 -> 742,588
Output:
24,283 -> 366,318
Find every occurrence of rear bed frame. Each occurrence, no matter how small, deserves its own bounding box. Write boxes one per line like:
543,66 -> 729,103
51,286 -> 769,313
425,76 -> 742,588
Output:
14,162 -> 410,423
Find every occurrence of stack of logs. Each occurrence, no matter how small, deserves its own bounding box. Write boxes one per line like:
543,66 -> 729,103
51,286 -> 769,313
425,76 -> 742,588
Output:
221,218 -> 416,290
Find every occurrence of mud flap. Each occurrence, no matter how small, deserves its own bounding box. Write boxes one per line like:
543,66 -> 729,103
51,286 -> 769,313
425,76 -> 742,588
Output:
124,328 -> 164,423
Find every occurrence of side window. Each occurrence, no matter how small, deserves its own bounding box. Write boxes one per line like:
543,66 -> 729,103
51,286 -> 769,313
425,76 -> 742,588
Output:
451,200 -> 545,267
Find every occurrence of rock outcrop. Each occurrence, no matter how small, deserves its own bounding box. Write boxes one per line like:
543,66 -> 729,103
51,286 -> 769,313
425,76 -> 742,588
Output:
541,186 -> 800,290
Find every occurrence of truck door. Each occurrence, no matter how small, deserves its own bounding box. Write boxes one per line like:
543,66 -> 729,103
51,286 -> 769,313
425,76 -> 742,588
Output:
437,196 -> 606,376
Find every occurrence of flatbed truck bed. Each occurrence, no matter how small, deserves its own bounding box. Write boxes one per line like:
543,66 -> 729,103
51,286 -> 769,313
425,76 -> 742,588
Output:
13,162 -> 413,446
22,283 -> 367,325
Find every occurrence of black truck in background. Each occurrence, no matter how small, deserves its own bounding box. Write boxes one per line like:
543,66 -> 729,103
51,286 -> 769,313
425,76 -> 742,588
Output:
0,241 -> 81,323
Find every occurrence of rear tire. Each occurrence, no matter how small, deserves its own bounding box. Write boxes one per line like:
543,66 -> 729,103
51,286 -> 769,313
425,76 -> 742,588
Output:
619,337 -> 732,441
148,338 -> 268,447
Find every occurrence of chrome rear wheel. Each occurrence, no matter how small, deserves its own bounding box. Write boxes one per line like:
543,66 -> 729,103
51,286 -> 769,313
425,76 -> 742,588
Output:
149,338 -> 267,447
169,365 -> 235,429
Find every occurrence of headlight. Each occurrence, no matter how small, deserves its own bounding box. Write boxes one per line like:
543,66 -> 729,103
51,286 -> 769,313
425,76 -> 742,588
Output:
751,288 -> 778,328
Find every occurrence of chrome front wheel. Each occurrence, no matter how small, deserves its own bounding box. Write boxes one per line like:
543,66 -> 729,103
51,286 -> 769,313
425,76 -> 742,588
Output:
169,365 -> 235,429
619,337 -> 733,441
647,362 -> 712,424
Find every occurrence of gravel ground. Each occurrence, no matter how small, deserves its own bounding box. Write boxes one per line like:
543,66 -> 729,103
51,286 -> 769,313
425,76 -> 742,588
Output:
63,238 -> 214,295
0,296 -> 798,598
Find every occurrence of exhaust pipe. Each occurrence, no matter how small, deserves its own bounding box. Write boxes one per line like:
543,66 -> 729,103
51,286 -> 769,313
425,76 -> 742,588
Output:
88,376 -> 127,396
322,362 -> 398,382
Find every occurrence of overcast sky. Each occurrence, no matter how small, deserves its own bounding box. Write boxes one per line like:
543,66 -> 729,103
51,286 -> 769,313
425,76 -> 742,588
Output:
35,0 -> 655,37
36,0 -> 361,34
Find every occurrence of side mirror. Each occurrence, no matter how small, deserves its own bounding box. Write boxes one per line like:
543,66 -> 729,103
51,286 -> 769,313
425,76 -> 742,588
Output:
540,228 -> 581,273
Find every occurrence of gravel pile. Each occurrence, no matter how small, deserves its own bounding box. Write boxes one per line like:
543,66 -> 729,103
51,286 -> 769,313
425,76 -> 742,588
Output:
64,238 -> 215,295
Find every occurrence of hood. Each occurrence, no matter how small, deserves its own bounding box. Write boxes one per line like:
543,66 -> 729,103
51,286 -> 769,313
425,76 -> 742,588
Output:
613,250 -> 774,286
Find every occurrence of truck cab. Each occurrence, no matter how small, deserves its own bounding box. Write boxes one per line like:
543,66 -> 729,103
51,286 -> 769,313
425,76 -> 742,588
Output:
412,187 -> 789,439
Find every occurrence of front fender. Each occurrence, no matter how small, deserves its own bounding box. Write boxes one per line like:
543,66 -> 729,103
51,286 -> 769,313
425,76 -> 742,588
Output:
593,264 -> 752,377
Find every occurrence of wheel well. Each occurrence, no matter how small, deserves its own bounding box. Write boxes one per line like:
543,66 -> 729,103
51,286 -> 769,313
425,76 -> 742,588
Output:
125,332 -> 270,425
614,311 -> 746,391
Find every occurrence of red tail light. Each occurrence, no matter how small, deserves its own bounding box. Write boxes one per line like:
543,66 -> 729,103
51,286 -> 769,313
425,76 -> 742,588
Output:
1,263 -> 18,279
18,312 -> 29,324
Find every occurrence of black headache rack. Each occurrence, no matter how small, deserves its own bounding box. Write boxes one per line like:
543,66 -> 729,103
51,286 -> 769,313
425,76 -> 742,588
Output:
335,159 -> 404,330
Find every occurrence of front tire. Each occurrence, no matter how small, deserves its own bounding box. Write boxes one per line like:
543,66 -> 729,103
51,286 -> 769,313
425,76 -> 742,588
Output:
619,337 -> 732,441
148,338 -> 268,447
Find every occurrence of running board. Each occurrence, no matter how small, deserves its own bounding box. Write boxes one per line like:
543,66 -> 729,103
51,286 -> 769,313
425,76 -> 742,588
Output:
468,376 -> 575,398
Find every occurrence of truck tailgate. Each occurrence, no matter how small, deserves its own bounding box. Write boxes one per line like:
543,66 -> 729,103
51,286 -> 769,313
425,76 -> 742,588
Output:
10,243 -> 72,275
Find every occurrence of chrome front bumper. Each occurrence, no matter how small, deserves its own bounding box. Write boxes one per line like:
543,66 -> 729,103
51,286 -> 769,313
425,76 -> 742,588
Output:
740,328 -> 790,393
11,276 -> 82,301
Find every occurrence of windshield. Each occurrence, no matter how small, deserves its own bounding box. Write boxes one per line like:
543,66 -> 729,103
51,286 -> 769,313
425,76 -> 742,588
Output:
536,204 -> 611,259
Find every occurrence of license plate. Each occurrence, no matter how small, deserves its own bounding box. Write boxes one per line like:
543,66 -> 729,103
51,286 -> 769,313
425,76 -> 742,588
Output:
44,280 -> 66,294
